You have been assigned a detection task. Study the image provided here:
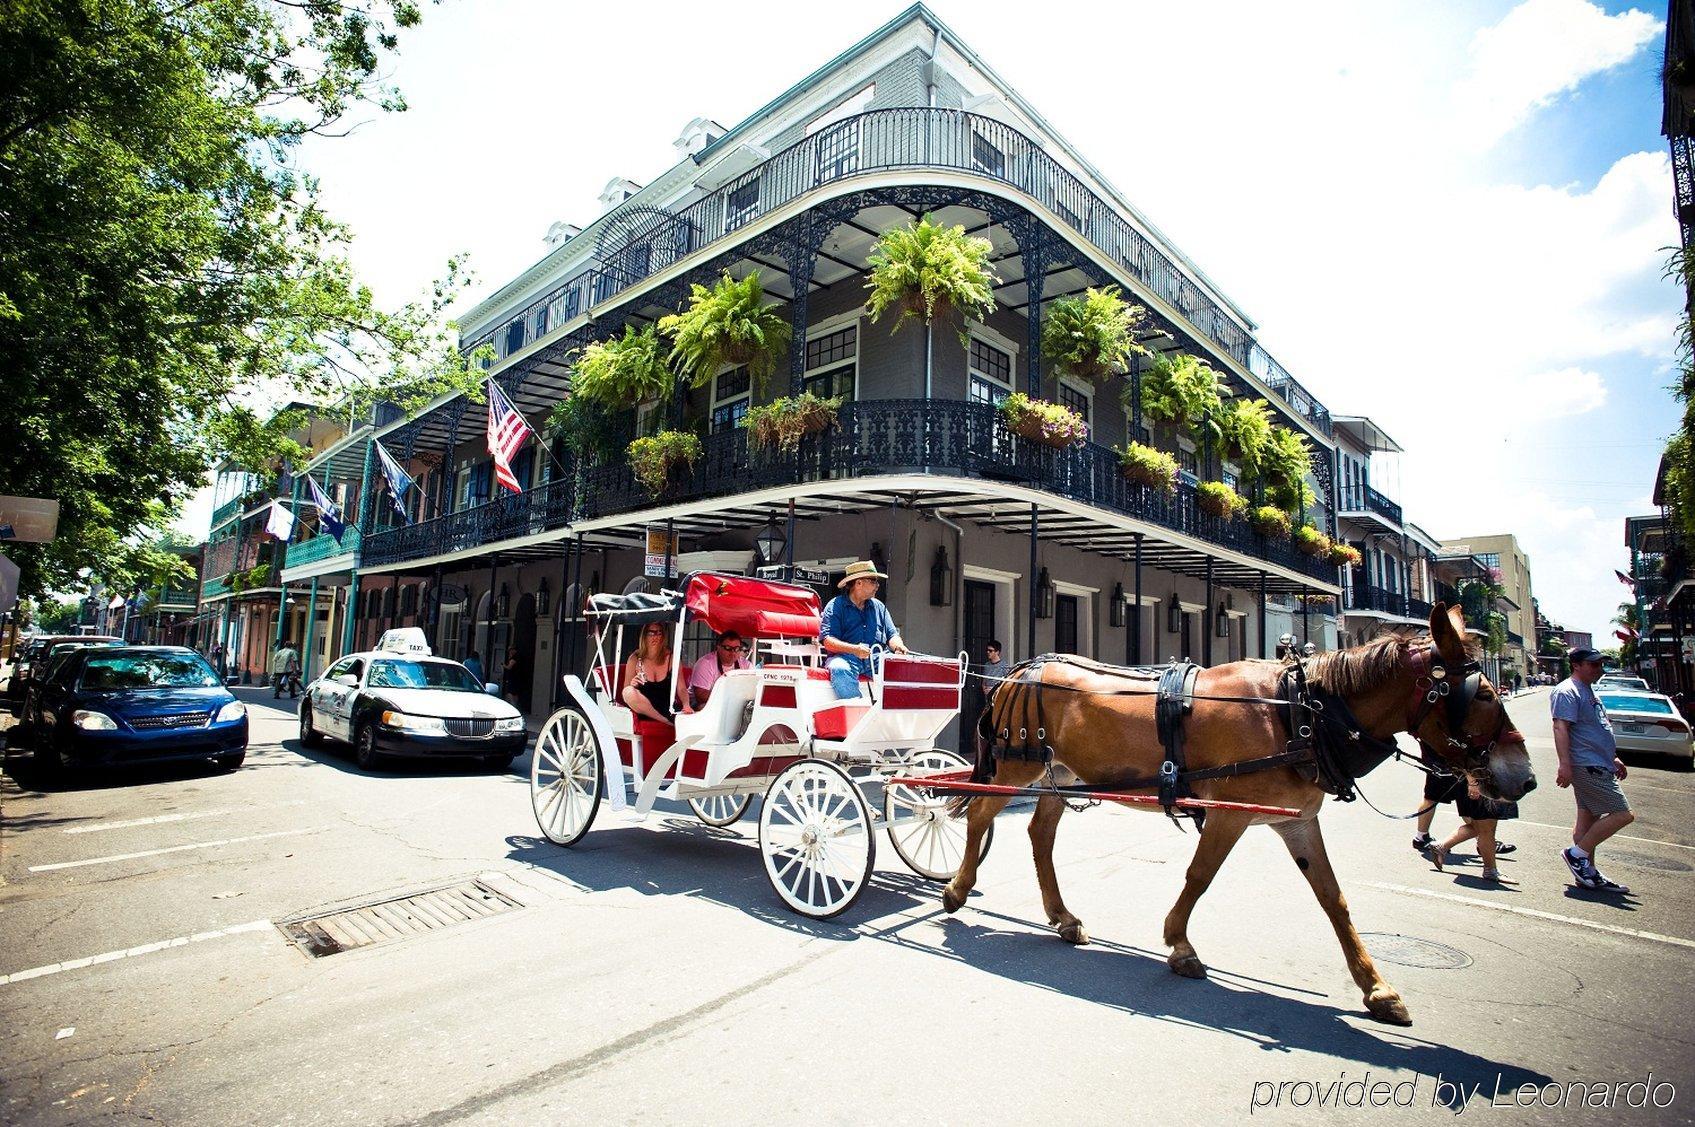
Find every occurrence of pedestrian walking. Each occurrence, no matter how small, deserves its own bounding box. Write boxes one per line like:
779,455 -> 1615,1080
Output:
1551,647 -> 1636,894
270,639 -> 301,699
463,651 -> 485,685
981,640 -> 1010,685
1423,777 -> 1519,883
1412,745 -> 1517,858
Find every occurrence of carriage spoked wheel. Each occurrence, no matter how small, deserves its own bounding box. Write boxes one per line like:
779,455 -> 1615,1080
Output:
883,749 -> 993,881
758,760 -> 875,919
687,793 -> 752,827
531,707 -> 604,847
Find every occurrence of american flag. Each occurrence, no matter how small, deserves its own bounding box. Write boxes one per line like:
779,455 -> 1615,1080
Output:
485,379 -> 532,493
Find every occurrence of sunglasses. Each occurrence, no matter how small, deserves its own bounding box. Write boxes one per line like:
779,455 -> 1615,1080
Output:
719,643 -> 744,652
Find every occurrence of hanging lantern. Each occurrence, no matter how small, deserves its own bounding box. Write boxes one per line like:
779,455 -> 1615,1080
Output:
535,577 -> 551,617
1168,594 -> 1183,634
755,518 -> 786,567
1109,582 -> 1127,628
1215,601 -> 1231,638
496,583 -> 510,620
1036,568 -> 1054,619
929,545 -> 954,607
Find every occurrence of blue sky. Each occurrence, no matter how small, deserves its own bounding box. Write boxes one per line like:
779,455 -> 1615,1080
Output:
256,0 -> 1678,643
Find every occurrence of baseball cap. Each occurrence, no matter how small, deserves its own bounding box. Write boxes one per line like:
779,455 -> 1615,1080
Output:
1567,648 -> 1603,664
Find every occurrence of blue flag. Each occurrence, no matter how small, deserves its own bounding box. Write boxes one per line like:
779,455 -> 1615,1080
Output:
372,440 -> 414,523
306,474 -> 346,544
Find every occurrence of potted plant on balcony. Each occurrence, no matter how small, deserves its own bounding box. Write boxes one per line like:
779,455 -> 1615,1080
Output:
1260,425 -> 1312,497
547,394 -> 624,462
658,271 -> 791,390
1195,480 -> 1246,519
1040,286 -> 1148,380
1327,542 -> 1363,567
1219,397 -> 1273,473
864,214 -> 999,332
569,324 -> 673,406
998,392 -> 1088,449
1117,441 -> 1178,493
1249,504 -> 1292,540
1293,523 -> 1332,557
627,430 -> 703,496
1138,352 -> 1226,449
746,392 -> 842,452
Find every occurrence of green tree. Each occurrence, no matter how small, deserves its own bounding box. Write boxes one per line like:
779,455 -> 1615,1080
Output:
0,0 -> 482,601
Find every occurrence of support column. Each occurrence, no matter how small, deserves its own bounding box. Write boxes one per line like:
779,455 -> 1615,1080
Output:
1259,572 -> 1268,659
568,533 -> 585,680
1203,557 -> 1214,667
484,554 -> 499,671
1301,584 -> 1311,645
1023,227 -> 1047,396
1131,535 -> 1143,666
301,576 -> 320,681
783,498 -> 796,581
1027,503 -> 1039,659
341,438 -> 376,657
786,225 -> 817,397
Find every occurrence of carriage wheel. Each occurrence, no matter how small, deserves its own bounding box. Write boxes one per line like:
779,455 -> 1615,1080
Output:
687,793 -> 752,827
531,707 -> 604,846
884,749 -> 994,881
758,760 -> 875,920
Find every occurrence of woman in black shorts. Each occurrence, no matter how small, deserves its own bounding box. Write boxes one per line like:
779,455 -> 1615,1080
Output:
1424,778 -> 1519,882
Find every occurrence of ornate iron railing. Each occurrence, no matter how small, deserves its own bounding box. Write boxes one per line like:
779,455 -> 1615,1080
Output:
209,497 -> 243,531
283,528 -> 362,570
462,107 -> 1330,435
1345,584 -> 1411,616
363,400 -> 1338,583
1339,483 -> 1403,525
1406,596 -> 1434,620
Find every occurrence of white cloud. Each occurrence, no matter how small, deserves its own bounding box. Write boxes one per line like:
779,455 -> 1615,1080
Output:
1451,0 -> 1662,147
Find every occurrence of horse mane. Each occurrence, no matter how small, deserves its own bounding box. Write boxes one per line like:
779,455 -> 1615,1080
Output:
1306,632 -> 1424,697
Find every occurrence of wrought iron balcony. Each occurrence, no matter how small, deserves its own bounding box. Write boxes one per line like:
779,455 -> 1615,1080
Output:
283,528 -> 362,570
1406,596 -> 1434,620
1344,584 -> 1411,617
209,497 -> 243,531
363,399 -> 1338,584
1507,630 -> 1525,647
1339,483 -> 1403,526
461,107 -> 1332,437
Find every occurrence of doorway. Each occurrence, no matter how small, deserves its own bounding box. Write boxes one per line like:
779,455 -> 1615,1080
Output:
511,594 -> 536,713
962,580 -> 997,748
1055,594 -> 1080,655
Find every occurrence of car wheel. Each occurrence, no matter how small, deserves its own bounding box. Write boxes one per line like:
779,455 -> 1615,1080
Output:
215,750 -> 246,771
299,703 -> 324,748
483,754 -> 515,772
354,722 -> 382,771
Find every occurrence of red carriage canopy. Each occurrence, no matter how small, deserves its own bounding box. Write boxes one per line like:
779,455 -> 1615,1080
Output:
683,572 -> 822,639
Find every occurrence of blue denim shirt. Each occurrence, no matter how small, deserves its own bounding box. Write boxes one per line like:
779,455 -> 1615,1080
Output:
820,594 -> 898,658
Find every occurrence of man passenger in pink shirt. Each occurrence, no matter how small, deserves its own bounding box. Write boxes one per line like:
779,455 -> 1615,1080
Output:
688,630 -> 751,709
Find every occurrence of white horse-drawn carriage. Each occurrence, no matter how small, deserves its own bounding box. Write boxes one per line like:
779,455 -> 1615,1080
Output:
528,571 -> 989,918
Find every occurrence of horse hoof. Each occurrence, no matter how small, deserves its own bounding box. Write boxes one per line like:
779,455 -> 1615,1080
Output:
1169,954 -> 1207,980
942,886 -> 965,914
1366,991 -> 1413,1026
1059,921 -> 1090,946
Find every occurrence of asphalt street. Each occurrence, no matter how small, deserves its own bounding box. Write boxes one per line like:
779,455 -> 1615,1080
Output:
1,683 -> 1693,1125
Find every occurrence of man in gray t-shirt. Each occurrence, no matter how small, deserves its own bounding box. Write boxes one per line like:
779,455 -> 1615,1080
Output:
1550,649 -> 1635,894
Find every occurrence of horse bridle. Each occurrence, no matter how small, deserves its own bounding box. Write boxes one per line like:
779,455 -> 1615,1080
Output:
1406,645 -> 1518,772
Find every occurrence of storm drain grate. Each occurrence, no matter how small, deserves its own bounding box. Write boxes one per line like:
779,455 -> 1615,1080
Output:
1603,849 -> 1693,874
1361,933 -> 1473,970
278,879 -> 523,958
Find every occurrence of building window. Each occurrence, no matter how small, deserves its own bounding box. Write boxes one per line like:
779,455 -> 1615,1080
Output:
816,119 -> 860,183
1056,378 -> 1091,425
504,320 -> 524,356
803,324 -> 858,399
1222,464 -> 1239,491
968,337 -> 1013,405
710,367 -> 752,432
635,401 -> 663,438
561,287 -> 580,322
725,177 -> 761,231
1176,445 -> 1198,476
533,308 -> 548,341
971,131 -> 1005,177
1054,200 -> 1079,230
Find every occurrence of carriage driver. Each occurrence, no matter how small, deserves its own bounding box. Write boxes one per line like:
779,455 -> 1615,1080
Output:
820,560 -> 908,699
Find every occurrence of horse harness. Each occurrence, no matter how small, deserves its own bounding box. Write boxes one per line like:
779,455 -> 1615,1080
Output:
980,648 -> 1507,826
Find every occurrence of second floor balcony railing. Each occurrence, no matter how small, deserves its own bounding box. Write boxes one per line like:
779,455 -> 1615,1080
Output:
462,107 -> 1331,438
362,399 -> 1339,584
1345,584 -> 1412,617
284,528 -> 362,570
1339,484 -> 1403,526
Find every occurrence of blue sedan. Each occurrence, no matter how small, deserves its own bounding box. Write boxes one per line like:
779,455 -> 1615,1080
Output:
29,647 -> 249,775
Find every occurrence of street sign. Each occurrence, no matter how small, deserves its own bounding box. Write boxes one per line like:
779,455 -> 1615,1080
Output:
645,526 -> 679,578
0,496 -> 59,543
756,564 -> 830,585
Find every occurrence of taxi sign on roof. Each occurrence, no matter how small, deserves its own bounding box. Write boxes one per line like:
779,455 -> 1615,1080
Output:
376,627 -> 431,656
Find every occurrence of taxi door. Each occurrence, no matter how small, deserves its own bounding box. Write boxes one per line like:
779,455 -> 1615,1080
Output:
313,657 -> 361,742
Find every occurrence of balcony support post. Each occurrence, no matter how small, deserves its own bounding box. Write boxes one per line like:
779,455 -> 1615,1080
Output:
1027,503 -> 1039,659
1204,556 -> 1214,667
568,532 -> 585,681
1301,584 -> 1311,646
341,438 -> 376,658
1132,534 -> 1143,666
786,220 -> 819,397
484,553 -> 500,673
1016,224 -> 1047,397
1259,572 -> 1268,659
301,576 -> 319,682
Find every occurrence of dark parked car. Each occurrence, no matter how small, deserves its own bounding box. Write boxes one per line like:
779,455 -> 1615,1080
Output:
29,647 -> 248,774
5,634 -> 120,715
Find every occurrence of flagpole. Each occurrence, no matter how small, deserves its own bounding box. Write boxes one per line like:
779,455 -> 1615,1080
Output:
489,377 -> 571,482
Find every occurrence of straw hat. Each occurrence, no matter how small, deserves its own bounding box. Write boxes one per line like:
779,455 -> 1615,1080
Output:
837,560 -> 889,588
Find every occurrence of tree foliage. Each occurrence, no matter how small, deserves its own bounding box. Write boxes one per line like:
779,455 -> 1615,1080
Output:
0,0 -> 480,599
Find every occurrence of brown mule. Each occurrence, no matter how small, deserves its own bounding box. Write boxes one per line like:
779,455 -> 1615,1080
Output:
940,603 -> 1534,1026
